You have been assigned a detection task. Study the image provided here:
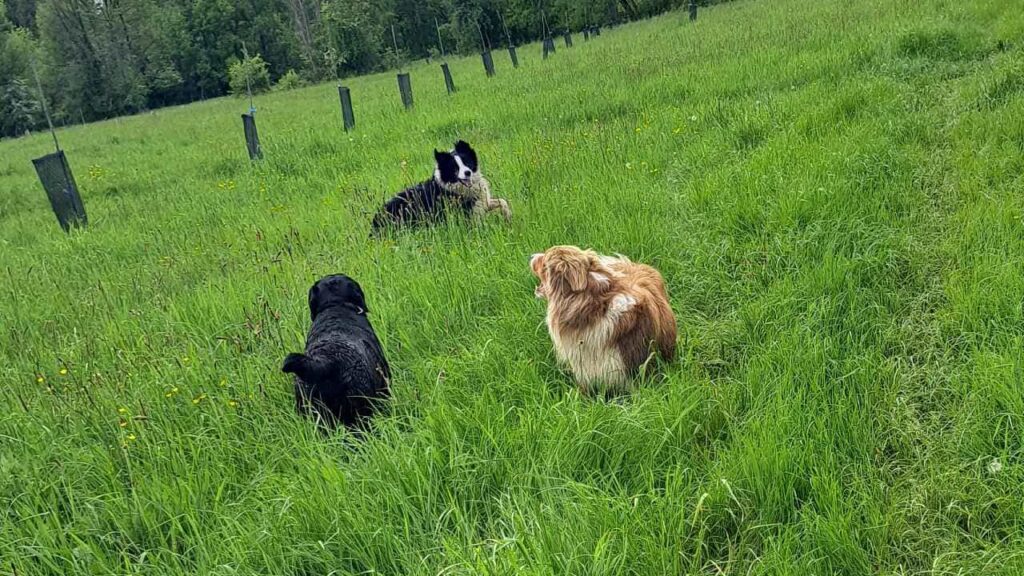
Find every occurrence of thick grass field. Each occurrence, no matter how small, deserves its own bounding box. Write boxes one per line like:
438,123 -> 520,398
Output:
2,0 -> 1024,573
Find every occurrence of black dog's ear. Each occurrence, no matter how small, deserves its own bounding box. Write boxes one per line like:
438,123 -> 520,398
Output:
349,281 -> 369,314
308,282 -> 321,321
454,140 -> 473,154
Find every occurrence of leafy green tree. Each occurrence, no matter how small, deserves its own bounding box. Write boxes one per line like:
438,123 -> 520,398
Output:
228,53 -> 271,96
1,77 -> 39,134
318,0 -> 385,76
4,0 -> 35,30
1,2 -> 41,137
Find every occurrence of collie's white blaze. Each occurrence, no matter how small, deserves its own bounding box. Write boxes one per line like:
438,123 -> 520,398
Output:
453,154 -> 474,181
548,293 -> 636,386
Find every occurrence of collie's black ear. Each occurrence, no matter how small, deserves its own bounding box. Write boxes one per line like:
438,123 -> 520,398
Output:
454,140 -> 478,170
434,149 -> 460,183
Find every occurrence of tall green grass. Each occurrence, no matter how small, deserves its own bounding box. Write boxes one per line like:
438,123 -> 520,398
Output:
2,0 -> 1023,573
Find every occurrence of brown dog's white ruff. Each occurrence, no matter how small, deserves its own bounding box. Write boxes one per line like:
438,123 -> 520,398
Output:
530,246 -> 677,393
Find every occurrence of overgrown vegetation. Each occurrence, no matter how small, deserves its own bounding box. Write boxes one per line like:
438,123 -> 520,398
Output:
1,0 -> 1023,573
0,0 -> 717,136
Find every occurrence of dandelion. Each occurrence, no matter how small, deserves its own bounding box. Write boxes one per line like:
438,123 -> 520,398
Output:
119,420 -> 128,428
182,356 -> 190,364
127,434 -> 137,441
118,407 -> 129,415
228,400 -> 239,408
192,393 -> 207,405
165,386 -> 180,398
219,379 -> 227,388
36,375 -> 45,384
59,368 -> 68,376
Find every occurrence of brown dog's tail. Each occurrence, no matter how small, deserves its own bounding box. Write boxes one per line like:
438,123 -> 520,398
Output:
656,309 -> 678,363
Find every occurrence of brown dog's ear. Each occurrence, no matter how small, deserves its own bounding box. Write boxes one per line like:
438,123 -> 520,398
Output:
566,259 -> 589,292
549,254 -> 589,293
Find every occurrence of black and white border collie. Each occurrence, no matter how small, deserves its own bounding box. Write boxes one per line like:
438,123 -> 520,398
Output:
371,141 -> 511,234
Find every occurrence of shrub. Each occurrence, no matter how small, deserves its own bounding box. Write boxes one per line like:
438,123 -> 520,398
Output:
228,55 -> 271,97
274,69 -> 305,91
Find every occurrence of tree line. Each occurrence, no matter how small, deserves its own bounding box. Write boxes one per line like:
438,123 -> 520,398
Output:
0,0 -> 712,139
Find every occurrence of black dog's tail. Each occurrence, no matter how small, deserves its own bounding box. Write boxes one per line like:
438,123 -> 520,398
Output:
282,353 -> 335,381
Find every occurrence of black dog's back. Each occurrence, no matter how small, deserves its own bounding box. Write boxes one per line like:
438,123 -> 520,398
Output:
284,337 -> 389,428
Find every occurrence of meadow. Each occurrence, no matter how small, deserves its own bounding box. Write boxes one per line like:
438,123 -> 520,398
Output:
2,0 -> 1023,573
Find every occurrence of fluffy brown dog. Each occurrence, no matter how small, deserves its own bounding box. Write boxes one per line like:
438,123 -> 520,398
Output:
530,246 -> 677,393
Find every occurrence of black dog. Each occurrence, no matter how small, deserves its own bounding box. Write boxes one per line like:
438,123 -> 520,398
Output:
370,140 -> 510,234
282,275 -> 390,429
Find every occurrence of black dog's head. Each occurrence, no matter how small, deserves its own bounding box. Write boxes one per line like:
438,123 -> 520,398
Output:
434,140 -> 480,188
308,274 -> 368,321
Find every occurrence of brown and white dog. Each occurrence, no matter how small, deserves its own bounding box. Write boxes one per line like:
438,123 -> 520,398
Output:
530,246 -> 677,393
